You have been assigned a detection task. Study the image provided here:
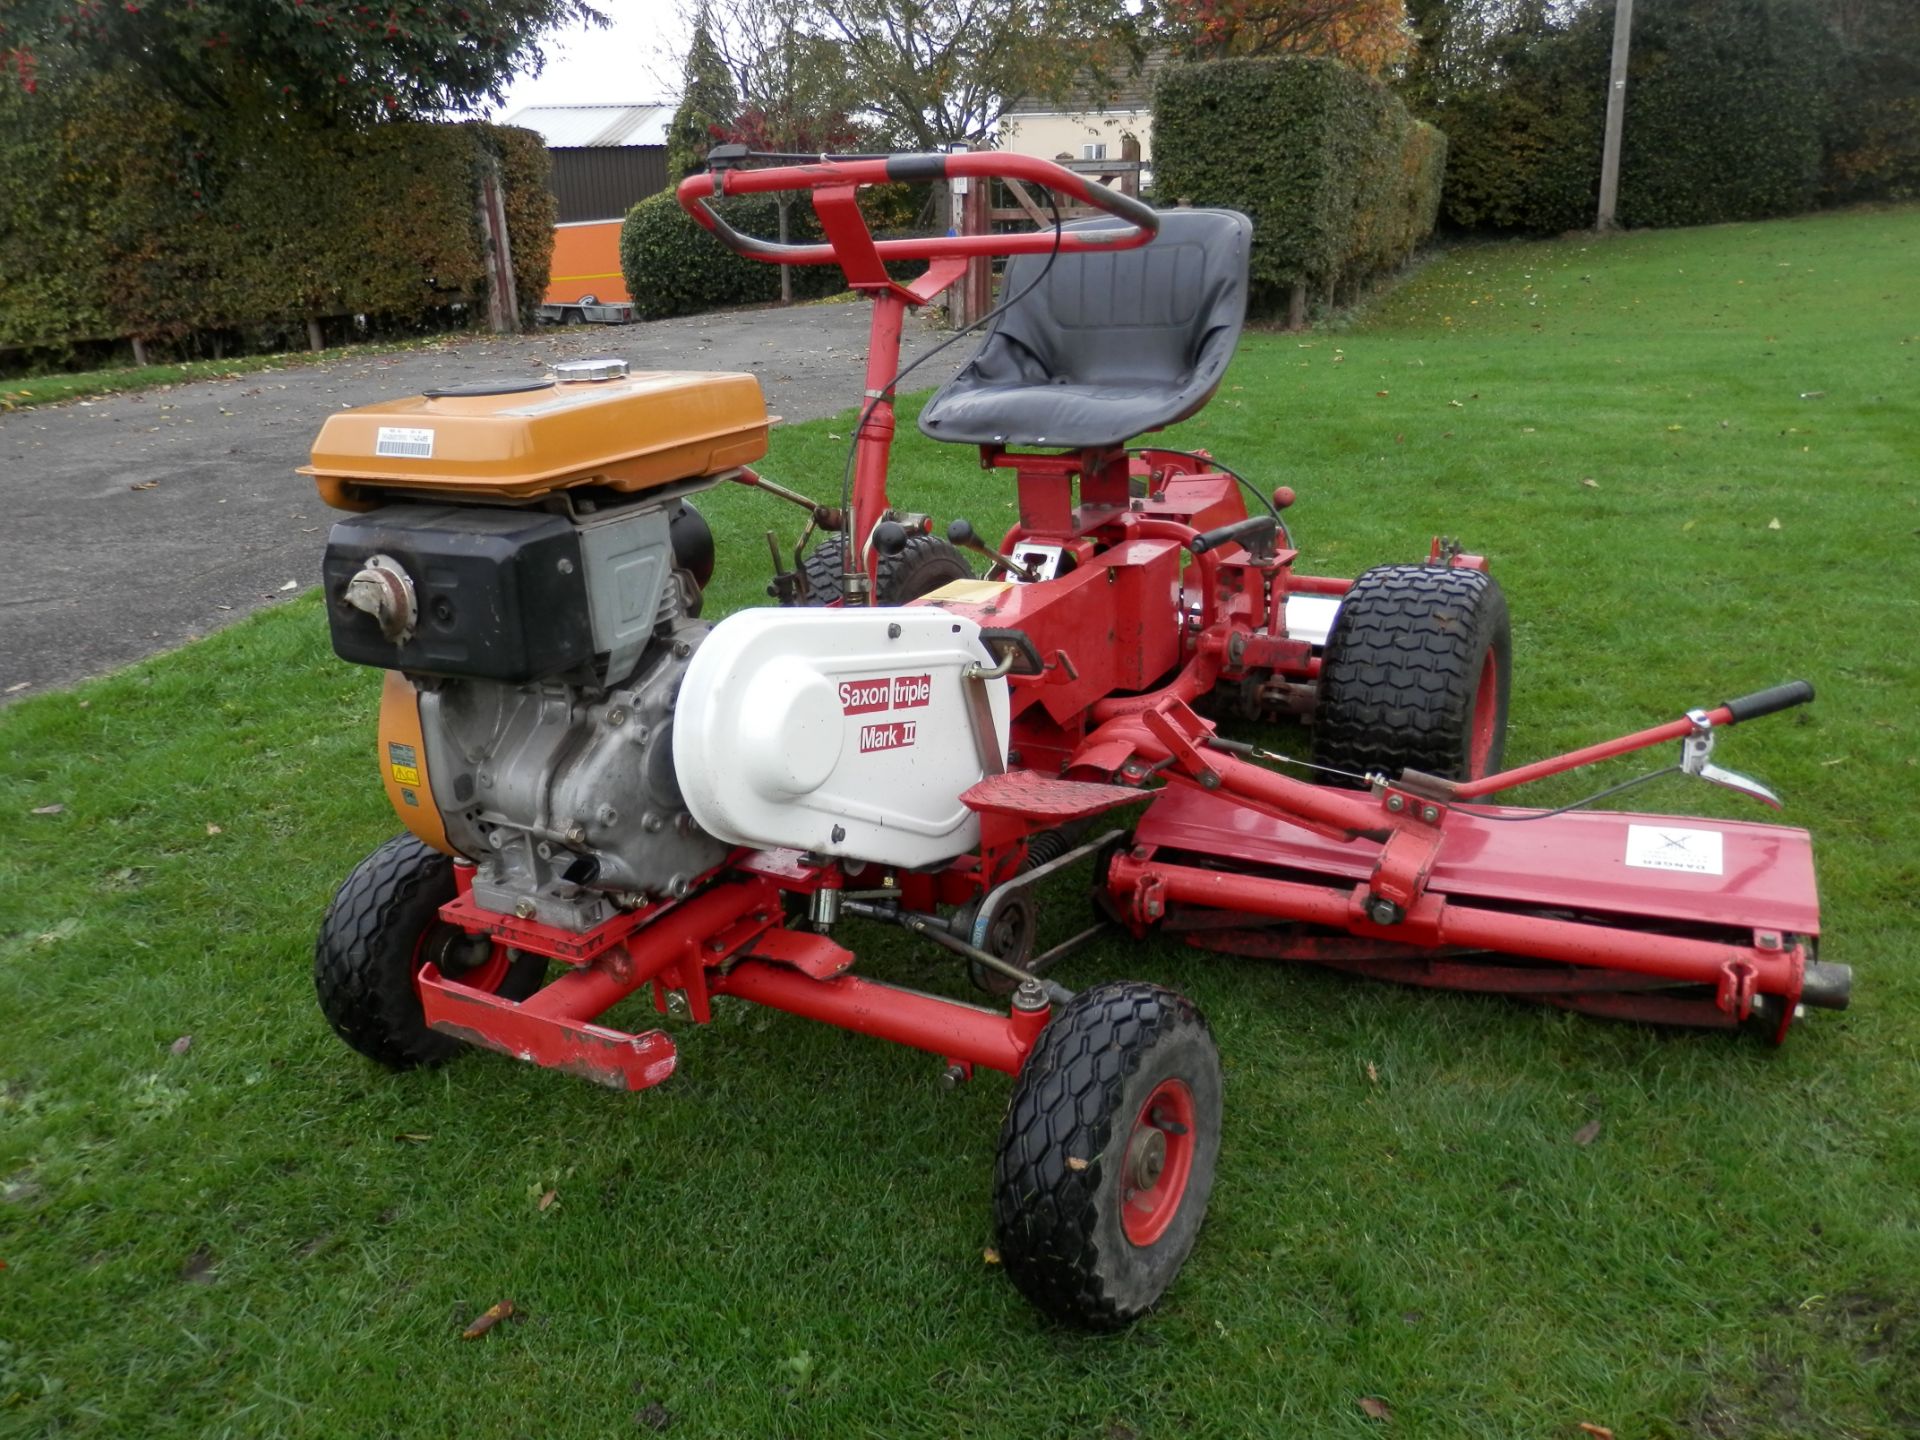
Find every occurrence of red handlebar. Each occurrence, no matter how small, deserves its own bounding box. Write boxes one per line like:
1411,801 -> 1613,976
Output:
674,151 -> 1159,269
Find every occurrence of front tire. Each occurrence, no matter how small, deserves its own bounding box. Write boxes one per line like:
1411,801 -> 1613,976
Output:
1311,563 -> 1512,785
992,982 -> 1222,1330
314,835 -> 545,1069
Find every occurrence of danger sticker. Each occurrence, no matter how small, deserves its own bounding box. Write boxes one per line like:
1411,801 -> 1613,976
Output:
839,673 -> 933,716
859,720 -> 918,754
1623,824 -> 1724,875
387,741 -> 421,787
375,425 -> 434,459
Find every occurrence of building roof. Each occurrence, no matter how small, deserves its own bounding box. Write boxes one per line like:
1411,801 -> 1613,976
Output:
1003,51 -> 1169,117
502,103 -> 673,149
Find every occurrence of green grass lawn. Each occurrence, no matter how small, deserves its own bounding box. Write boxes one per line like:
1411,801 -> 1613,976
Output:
4,205 -> 1917,1438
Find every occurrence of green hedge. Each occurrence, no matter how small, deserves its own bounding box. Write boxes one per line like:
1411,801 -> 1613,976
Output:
618,191 -> 852,322
1152,57 -> 1448,314
1439,0 -> 1838,233
0,78 -> 554,359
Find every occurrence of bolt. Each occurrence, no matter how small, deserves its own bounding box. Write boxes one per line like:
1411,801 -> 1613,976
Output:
642,812 -> 665,834
477,770 -> 494,788
939,1064 -> 967,1090
672,640 -> 692,659
830,824 -> 847,844
1420,804 -> 1439,824
887,622 -> 902,639
535,841 -> 554,860
513,898 -> 538,919
1367,897 -> 1402,926
1005,749 -> 1022,766
1011,980 -> 1050,1013
564,824 -> 587,846
596,803 -> 619,826
668,874 -> 692,899
606,706 -> 627,727
1386,794 -> 1405,813
675,812 -> 698,836
665,991 -> 689,1017
557,557 -> 575,574
487,830 -> 506,849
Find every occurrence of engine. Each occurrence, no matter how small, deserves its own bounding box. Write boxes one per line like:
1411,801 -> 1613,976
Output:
305,359 -> 769,931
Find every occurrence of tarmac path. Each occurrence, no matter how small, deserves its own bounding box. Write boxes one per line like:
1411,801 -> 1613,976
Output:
0,302 -> 968,701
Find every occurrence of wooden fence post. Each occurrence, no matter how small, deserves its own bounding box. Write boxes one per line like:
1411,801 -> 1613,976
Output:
476,154 -> 519,334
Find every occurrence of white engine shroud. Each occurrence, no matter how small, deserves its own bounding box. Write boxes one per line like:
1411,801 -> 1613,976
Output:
673,606 -> 1012,867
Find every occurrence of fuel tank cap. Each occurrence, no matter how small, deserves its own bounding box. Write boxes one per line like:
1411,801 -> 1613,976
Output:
553,357 -> 630,382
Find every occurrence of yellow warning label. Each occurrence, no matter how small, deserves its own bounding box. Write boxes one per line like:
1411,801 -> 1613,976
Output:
390,763 -> 421,787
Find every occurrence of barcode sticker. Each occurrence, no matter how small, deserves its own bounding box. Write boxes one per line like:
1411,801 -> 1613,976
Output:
375,426 -> 434,459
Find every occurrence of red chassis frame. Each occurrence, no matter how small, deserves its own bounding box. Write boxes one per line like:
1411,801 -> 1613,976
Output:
413,151 -> 1840,1094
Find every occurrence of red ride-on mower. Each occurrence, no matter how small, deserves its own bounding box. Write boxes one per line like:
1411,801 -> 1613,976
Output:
305,150 -> 1844,1329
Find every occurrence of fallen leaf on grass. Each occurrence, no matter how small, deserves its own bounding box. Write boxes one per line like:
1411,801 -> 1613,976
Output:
982,1248 -> 1001,1266
1366,1061 -> 1379,1084
633,1401 -> 675,1432
170,1035 -> 193,1056
1799,391 -> 1826,400
1573,1119 -> 1603,1146
1578,1425 -> 1615,1440
1768,518 -> 1783,531
1375,390 -> 1390,398
205,823 -> 222,835
394,1133 -> 432,1144
31,804 -> 64,816
537,1189 -> 558,1212
461,1300 -> 515,1339
1580,477 -> 1599,489
1821,756 -> 1848,767
1357,1396 -> 1393,1421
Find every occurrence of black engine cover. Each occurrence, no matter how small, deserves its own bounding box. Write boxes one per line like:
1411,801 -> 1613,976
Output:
323,505 -> 594,682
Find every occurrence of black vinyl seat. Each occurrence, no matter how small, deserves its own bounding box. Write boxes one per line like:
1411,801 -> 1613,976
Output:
918,208 -> 1252,451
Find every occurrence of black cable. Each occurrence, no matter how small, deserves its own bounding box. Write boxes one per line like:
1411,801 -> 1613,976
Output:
1128,446 -> 1284,537
1447,765 -> 1682,822
836,186 -> 1067,586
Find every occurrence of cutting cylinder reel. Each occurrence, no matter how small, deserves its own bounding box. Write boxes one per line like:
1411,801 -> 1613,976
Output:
303,151 -> 1840,1332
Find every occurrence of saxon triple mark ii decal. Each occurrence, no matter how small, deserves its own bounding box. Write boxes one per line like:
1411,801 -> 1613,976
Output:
841,673 -> 932,753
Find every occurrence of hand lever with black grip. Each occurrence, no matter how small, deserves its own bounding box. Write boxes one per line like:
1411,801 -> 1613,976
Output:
1186,514 -> 1279,557
947,519 -> 1040,582
1718,680 -> 1815,724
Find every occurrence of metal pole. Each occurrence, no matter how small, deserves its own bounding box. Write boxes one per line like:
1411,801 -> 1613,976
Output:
1596,0 -> 1635,230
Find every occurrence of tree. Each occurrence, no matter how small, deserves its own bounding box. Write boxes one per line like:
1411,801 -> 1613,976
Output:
666,4 -> 738,182
1164,0 -> 1416,76
1822,0 -> 1920,202
0,0 -> 604,121
811,0 -> 1146,150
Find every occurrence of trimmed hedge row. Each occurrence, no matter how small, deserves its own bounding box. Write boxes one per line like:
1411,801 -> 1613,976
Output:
618,192 -> 839,321
1439,0 -> 1839,233
0,78 -> 554,358
1152,57 -> 1447,314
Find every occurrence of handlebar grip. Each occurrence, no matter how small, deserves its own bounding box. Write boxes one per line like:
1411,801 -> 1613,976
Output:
1720,680 -> 1815,724
1187,515 -> 1277,556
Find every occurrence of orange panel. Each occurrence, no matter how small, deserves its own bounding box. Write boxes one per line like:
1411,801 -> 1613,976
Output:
545,221 -> 630,305
300,370 -> 769,509
378,671 -> 455,856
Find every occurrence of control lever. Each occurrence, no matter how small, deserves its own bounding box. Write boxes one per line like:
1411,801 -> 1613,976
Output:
1681,710 -> 1782,808
947,518 -> 1040,582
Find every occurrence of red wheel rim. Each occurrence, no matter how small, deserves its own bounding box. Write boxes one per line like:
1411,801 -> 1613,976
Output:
1121,1078 -> 1197,1247
1468,651 -> 1500,778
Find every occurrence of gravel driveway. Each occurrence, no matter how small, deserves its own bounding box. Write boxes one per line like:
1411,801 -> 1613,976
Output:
0,302 -> 969,701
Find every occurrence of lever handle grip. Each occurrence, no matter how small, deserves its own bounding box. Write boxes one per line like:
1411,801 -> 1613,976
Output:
1720,680 -> 1815,724
1187,514 -> 1277,556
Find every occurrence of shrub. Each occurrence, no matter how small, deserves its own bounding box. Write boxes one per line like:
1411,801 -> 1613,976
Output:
1438,0 -> 1839,234
1152,56 -> 1447,314
618,190 -> 845,322
0,79 -> 553,360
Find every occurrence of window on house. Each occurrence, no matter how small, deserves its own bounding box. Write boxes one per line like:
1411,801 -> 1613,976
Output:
1081,142 -> 1107,161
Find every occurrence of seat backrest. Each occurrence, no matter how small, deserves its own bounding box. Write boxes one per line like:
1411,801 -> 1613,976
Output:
984,208 -> 1250,391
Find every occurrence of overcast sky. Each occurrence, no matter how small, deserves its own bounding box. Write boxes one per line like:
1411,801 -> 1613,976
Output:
491,0 -> 689,117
